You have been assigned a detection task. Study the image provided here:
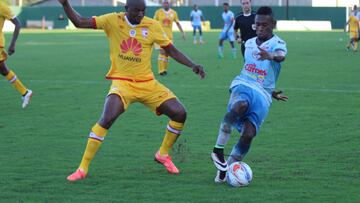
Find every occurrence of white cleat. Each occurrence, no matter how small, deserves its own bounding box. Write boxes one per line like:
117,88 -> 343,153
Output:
211,152 -> 228,171
214,170 -> 227,183
22,90 -> 33,108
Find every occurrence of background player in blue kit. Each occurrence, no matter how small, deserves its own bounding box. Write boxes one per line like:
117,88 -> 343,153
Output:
190,4 -> 204,45
211,6 -> 289,183
218,3 -> 236,59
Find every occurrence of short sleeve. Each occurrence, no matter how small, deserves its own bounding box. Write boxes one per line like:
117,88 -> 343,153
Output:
94,13 -> 115,30
234,16 -> 240,30
273,39 -> 287,55
152,21 -> 171,48
174,11 -> 179,23
154,11 -> 159,20
0,3 -> 14,20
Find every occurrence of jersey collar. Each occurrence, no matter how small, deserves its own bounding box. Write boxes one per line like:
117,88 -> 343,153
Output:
124,15 -> 138,28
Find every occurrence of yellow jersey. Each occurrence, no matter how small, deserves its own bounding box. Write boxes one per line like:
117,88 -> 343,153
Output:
93,12 -> 171,81
154,8 -> 179,40
0,2 -> 14,47
349,15 -> 359,33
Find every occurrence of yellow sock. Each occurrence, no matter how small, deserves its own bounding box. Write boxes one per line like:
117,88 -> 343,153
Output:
159,121 -> 184,155
158,54 -> 169,74
79,123 -> 108,174
5,70 -> 27,95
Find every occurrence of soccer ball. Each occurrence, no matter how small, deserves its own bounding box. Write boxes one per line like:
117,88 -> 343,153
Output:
226,162 -> 253,187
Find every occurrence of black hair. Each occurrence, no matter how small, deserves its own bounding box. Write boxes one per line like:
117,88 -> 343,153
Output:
256,6 -> 274,17
223,3 -> 229,6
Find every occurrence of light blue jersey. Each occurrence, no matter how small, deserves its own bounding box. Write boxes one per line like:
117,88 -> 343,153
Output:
190,10 -> 203,26
222,11 -> 235,33
230,35 -> 287,105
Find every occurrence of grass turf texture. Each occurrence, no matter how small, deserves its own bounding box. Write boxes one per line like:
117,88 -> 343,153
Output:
0,30 -> 359,202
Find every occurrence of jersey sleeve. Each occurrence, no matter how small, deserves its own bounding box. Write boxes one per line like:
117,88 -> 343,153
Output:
273,39 -> 287,55
93,13 -> 115,30
0,3 -> 15,20
174,11 -> 179,23
154,11 -> 159,21
152,21 -> 172,48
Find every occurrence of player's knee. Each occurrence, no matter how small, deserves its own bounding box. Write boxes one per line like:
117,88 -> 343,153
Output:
171,107 -> 187,123
231,101 -> 248,116
0,63 -> 9,76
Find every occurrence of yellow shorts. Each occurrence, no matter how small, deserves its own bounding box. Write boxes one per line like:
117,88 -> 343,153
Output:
0,47 -> 8,62
350,31 -> 359,39
108,79 -> 177,115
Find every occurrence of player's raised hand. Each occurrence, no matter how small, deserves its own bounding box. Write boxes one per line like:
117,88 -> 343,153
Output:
8,43 -> 15,56
272,90 -> 288,101
191,64 -> 205,79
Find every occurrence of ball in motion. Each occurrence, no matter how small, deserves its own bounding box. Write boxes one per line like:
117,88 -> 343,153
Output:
226,162 -> 253,187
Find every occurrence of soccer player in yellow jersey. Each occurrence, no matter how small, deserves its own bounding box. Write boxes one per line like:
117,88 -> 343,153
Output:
58,0 -> 205,181
345,11 -> 360,52
154,0 -> 185,76
0,1 -> 32,108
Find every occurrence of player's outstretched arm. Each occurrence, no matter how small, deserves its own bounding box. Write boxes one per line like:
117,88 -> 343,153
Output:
8,17 -> 21,56
58,0 -> 94,29
272,90 -> 288,101
163,44 -> 205,79
176,22 -> 186,40
258,47 -> 286,63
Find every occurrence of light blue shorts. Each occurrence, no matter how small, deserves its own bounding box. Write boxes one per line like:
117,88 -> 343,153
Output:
219,31 -> 235,41
227,84 -> 270,134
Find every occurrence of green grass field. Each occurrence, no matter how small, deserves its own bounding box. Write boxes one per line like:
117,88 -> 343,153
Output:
1,30 -> 359,202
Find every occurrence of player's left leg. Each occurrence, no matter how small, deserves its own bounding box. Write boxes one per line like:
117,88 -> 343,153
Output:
0,61 -> 32,108
158,48 -> 169,76
155,98 -> 187,174
199,26 -> 204,44
227,120 -> 256,165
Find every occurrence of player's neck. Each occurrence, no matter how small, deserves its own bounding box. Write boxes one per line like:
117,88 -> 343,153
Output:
243,9 -> 251,16
256,34 -> 274,45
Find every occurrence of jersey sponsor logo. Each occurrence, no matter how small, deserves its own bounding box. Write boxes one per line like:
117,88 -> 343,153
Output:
129,29 -> 136,37
119,38 -> 143,62
162,18 -> 171,26
245,64 -> 267,76
142,28 -> 148,38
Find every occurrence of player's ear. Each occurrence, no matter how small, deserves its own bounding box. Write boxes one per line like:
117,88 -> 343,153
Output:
272,19 -> 277,29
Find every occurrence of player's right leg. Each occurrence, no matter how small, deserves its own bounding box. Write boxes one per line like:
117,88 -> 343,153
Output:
0,60 -> 32,108
218,36 -> 225,58
193,26 -> 197,44
67,94 -> 125,181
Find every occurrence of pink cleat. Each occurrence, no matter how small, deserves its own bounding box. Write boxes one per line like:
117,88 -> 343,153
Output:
67,169 -> 86,181
154,151 -> 179,174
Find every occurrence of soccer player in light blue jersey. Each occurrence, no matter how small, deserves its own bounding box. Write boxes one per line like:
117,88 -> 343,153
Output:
218,3 -> 236,59
211,6 -> 289,183
190,4 -> 204,44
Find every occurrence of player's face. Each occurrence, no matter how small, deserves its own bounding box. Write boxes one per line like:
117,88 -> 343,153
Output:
242,0 -> 251,13
126,3 -> 146,24
223,5 -> 229,12
194,5 -> 198,11
163,2 -> 170,10
255,15 -> 275,40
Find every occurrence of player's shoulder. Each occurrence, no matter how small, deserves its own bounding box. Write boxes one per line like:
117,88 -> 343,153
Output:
170,9 -> 178,15
272,35 -> 286,45
141,16 -> 160,26
245,37 -> 257,46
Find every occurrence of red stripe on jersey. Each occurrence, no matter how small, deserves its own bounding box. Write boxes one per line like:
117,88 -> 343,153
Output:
92,17 -> 97,29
